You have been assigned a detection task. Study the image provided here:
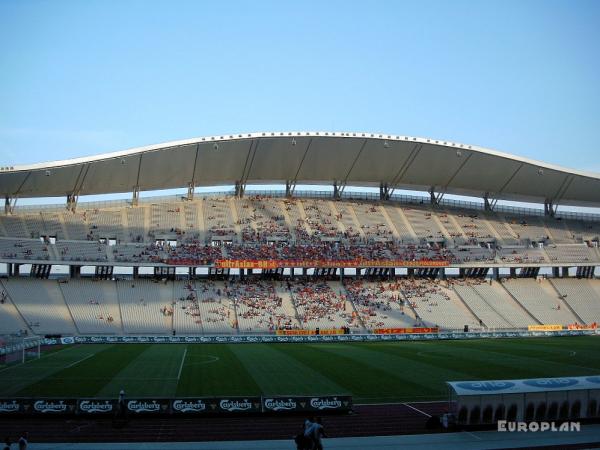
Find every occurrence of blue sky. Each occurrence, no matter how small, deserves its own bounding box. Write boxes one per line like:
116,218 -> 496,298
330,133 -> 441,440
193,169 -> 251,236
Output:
1,0 -> 599,176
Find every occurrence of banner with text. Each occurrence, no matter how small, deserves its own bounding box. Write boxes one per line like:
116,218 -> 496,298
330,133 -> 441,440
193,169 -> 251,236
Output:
214,259 -> 450,269
374,327 -> 439,334
276,329 -> 345,335
528,325 -> 563,331
262,395 -> 352,413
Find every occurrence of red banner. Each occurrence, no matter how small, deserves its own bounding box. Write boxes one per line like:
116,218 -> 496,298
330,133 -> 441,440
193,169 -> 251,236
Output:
374,327 -> 439,334
214,259 -> 449,269
567,323 -> 597,330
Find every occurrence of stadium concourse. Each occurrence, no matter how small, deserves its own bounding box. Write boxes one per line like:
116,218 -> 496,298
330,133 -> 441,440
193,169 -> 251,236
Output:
1,132 -> 600,447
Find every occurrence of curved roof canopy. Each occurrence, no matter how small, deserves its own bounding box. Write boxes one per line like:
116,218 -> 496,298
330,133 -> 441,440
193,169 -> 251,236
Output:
1,131 -> 599,206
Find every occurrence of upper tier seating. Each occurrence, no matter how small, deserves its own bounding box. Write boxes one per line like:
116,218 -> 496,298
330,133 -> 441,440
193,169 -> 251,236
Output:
0,196 -> 598,266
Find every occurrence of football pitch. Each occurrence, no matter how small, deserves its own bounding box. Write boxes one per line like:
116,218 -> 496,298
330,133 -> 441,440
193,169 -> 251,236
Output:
1,336 -> 599,403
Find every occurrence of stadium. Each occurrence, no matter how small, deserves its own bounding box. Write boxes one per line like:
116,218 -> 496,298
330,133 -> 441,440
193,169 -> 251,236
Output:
1,131 -> 600,448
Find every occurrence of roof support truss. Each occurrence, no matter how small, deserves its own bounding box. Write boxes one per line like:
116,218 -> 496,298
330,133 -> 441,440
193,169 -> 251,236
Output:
544,199 -> 557,217
285,180 -> 296,198
380,182 -> 390,201
333,180 -> 345,199
388,144 -> 422,198
483,192 -> 498,212
287,138 -> 313,198
235,180 -> 245,198
187,144 -> 200,200
67,163 -> 90,212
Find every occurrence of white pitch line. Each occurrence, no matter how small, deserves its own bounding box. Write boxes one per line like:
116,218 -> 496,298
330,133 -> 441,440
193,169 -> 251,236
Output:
465,431 -> 483,440
0,345 -> 78,374
66,353 -> 95,368
402,402 -> 432,418
177,346 -> 188,380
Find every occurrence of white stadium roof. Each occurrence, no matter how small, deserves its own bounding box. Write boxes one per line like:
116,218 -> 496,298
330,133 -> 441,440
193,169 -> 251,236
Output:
1,131 -> 599,206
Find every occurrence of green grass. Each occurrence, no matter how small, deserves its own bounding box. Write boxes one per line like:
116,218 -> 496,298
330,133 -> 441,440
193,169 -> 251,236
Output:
1,336 -> 599,403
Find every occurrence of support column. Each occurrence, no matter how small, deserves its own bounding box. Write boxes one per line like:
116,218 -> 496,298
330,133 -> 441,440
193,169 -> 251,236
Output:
552,267 -> 560,278
492,267 -> 500,280
333,181 -> 341,200
509,267 -> 516,277
132,186 -> 140,206
407,268 -> 415,278
562,267 -> 569,278
66,193 -> 79,212
484,193 -> 492,212
544,200 -> 555,217
5,196 -> 13,215
379,182 -> 390,201
14,264 -> 20,276
235,181 -> 245,198
8,263 -> 13,277
187,182 -> 194,201
133,266 -> 139,279
285,181 -> 294,198
69,265 -> 81,278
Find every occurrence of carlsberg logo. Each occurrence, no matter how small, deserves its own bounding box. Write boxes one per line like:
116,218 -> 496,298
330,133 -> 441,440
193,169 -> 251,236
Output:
310,398 -> 342,410
173,400 -> 206,412
127,400 -> 160,412
34,401 -> 67,413
264,398 -> 296,411
219,399 -> 252,411
79,401 -> 113,413
0,401 -> 19,412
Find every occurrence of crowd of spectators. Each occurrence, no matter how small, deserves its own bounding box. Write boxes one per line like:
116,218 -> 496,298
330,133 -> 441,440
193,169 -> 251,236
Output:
290,280 -> 359,329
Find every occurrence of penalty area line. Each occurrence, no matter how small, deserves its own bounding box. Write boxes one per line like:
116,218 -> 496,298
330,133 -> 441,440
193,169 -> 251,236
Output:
177,346 -> 188,380
66,353 -> 96,368
402,402 -> 432,418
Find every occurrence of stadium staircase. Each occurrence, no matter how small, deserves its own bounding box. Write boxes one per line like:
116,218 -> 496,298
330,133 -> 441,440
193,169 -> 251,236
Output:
480,280 -> 538,326
335,281 -> 368,332
495,280 -> 541,325
547,278 -> 587,325
275,283 -> 303,328
0,282 -> 32,335
56,281 -> 82,335
430,212 -> 453,241
377,205 -> 401,240
451,285 -> 488,329
385,206 -> 418,243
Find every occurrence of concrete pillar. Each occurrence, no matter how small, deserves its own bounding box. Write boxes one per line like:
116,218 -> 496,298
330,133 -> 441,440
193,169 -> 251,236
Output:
492,267 -> 500,281
14,264 -> 19,276
509,267 -> 516,277
562,267 -> 569,278
133,266 -> 139,279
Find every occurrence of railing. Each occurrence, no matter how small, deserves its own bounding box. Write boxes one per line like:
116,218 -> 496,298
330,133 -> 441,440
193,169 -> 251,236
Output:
10,188 -> 600,222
